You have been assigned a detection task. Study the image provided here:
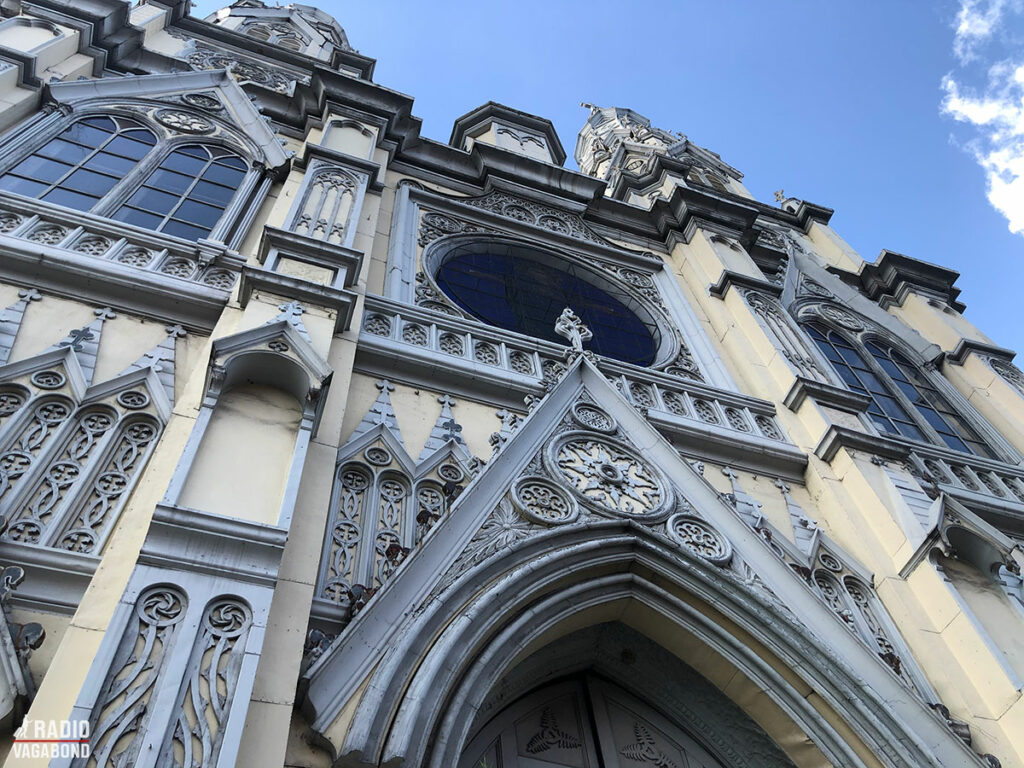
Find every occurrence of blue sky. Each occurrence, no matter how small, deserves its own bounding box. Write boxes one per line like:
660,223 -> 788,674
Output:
196,1 -> 1024,354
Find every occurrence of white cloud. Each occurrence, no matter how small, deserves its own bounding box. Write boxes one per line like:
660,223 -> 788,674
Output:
943,2 -> 1024,235
953,0 -> 1016,63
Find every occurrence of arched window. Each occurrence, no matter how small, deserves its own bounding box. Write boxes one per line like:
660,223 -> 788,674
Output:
804,321 -> 991,456
430,240 -> 662,367
112,144 -> 247,240
0,116 -> 157,211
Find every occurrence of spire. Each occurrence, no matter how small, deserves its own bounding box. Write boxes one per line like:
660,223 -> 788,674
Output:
49,307 -> 114,386
418,395 -> 466,462
0,288 -> 41,367
119,324 -> 186,404
343,379 -> 402,448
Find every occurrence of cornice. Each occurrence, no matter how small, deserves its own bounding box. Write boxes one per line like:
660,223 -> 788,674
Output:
814,425 -> 911,463
785,377 -> 872,414
946,338 -> 1016,365
859,250 -> 966,313
449,101 -> 567,166
238,266 -> 359,333
139,502 -> 287,587
708,270 -> 783,299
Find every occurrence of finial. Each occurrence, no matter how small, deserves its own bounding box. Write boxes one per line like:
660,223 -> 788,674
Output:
773,189 -> 786,203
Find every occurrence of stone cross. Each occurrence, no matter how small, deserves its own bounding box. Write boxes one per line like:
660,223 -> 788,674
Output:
773,189 -> 786,203
441,418 -> 463,443
60,327 -> 95,352
554,307 -> 592,352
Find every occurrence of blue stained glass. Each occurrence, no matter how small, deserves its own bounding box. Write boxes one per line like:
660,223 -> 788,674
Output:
436,249 -> 657,366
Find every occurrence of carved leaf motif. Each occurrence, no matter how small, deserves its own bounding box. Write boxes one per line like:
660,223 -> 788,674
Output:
525,707 -> 582,753
619,722 -> 679,767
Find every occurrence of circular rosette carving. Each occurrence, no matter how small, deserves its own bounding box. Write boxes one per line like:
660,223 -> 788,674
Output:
154,108 -> 215,135
512,476 -> 579,526
546,432 -> 672,520
666,514 -> 732,566
204,597 -> 252,638
570,402 -> 617,434
137,586 -> 187,626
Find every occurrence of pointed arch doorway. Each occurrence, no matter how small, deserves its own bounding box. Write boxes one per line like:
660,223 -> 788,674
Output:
460,676 -> 727,768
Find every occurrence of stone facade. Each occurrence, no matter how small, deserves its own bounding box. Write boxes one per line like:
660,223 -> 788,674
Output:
0,1 -> 1018,766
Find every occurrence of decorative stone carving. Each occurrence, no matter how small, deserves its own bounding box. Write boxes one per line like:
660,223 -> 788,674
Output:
160,258 -> 198,279
154,109 -> 215,135
290,165 -> 361,245
181,92 -> 224,111
820,305 -> 864,331
742,290 -> 826,381
460,190 -> 607,244
667,513 -> 732,565
73,235 -> 112,256
201,269 -> 236,290
525,707 -> 581,754
990,358 -> 1024,397
512,476 -> 579,526
184,43 -> 300,93
116,247 -> 154,267
619,722 -> 679,767
416,212 -> 498,248
414,271 -> 464,316
83,586 -> 188,767
571,402 -> 616,433
547,433 -> 671,519
0,212 -> 22,233
27,224 -> 67,245
158,597 -> 253,768
364,315 -> 392,336
554,307 -> 592,352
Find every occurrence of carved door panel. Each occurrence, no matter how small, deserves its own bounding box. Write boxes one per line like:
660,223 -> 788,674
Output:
459,680 -> 602,768
459,678 -> 728,768
588,678 -> 725,768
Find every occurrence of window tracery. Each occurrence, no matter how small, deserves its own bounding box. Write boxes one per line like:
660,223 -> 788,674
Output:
802,318 -> 992,456
811,558 -> 922,693
0,116 -> 157,211
112,144 -> 247,240
0,107 -> 256,244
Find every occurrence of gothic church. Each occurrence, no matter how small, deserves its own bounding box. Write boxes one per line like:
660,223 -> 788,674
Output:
0,1 -> 1019,767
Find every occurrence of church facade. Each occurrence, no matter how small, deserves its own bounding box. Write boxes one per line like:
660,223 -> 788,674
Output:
0,1 -> 1019,766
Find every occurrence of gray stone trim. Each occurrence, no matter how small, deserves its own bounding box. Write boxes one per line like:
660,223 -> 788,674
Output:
45,69 -> 291,169
139,502 -> 287,587
859,249 -> 966,313
256,226 -> 364,289
56,563 -> 272,768
784,376 -> 872,413
708,268 -> 783,299
946,338 -> 1017,366
0,541 -> 98,614
449,102 -> 567,165
814,425 -> 912,463
238,267 -> 358,333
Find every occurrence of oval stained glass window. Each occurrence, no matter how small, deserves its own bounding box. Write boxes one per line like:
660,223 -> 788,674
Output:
434,244 -> 658,366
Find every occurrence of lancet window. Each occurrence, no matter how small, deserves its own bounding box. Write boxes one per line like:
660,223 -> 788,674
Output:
112,145 -> 247,241
0,117 -> 157,210
0,112 -> 254,243
803,320 -> 992,456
